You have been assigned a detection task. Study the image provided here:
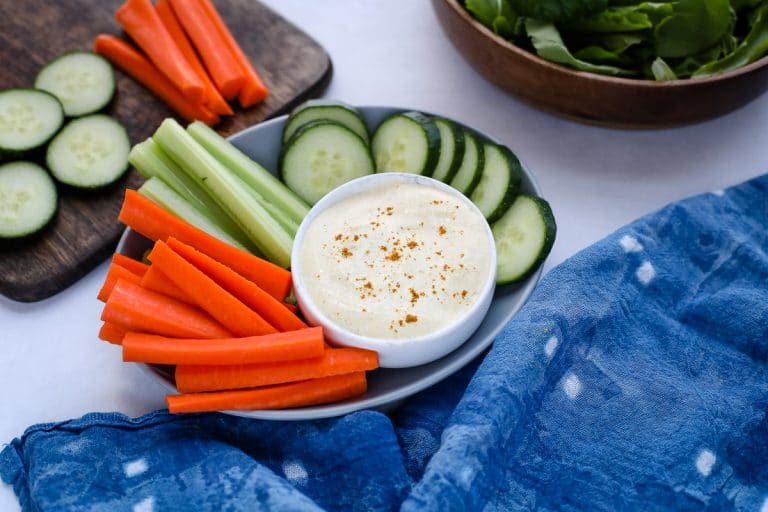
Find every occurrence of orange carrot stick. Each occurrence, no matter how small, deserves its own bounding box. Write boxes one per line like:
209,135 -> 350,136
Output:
175,347 -> 379,392
98,263 -> 143,302
167,372 -> 368,413
155,0 -> 233,116
140,265 -> 192,305
283,303 -> 298,314
118,190 -> 292,300
111,254 -> 148,277
148,241 -> 277,337
167,0 -> 246,100
122,326 -> 324,365
102,278 -> 232,339
167,237 -> 306,332
94,35 -> 220,125
198,0 -> 269,107
115,0 -> 205,102
99,322 -> 129,345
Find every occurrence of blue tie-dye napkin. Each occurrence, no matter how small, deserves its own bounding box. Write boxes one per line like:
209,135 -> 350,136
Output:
2,175 -> 767,511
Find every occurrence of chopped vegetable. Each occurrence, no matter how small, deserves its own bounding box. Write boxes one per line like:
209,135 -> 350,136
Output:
140,264 -> 191,305
175,347 -> 380,392
34,52 -> 116,117
115,0 -> 205,102
166,237 -> 307,332
97,263 -> 143,302
102,278 -> 232,339
153,119 -> 293,267
98,322 -> 129,345
93,35 -> 219,125
122,327 -> 325,365
166,372 -> 368,413
155,0 -> 233,116
147,240 -> 278,337
167,0 -> 245,99
198,0 -> 269,106
111,254 -> 148,277
118,190 -> 292,300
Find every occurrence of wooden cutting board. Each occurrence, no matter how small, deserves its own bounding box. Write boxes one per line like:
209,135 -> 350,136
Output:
0,0 -> 331,302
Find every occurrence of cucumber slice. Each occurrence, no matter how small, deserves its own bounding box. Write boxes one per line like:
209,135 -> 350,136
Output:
34,52 -> 115,117
283,99 -> 369,145
450,129 -> 484,196
280,120 -> 374,205
0,161 -> 58,240
0,89 -> 64,159
470,143 -> 523,223
493,195 -> 556,284
46,114 -> 130,189
431,117 -> 465,183
372,111 -> 441,176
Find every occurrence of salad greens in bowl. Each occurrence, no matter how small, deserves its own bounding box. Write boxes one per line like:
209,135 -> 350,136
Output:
463,0 -> 768,81
433,0 -> 768,126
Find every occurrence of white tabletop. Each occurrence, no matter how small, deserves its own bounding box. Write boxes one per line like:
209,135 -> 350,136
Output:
2,1 -> 767,509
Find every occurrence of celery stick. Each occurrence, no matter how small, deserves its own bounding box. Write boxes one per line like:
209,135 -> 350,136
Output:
187,121 -> 310,225
138,177 -> 250,252
154,119 -> 293,268
231,172 -> 300,237
129,138 -> 256,252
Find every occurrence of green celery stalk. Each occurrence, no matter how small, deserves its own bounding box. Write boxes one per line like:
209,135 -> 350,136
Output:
230,172 -> 300,237
129,138 -> 256,252
154,119 -> 293,268
138,177 -> 250,252
186,121 -> 310,225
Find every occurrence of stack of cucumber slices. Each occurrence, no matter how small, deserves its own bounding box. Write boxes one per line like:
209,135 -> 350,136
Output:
0,52 -> 129,241
278,100 -> 557,284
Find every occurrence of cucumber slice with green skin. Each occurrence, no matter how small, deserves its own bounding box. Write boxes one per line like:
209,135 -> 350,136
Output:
431,117 -> 465,183
372,111 -> 441,176
188,121 -> 310,226
138,177 -> 250,252
46,114 -> 130,189
492,195 -> 556,284
282,99 -> 369,145
0,161 -> 58,240
280,120 -> 374,205
470,143 -> 523,223
449,129 -> 484,196
0,89 -> 64,159
34,52 -> 115,117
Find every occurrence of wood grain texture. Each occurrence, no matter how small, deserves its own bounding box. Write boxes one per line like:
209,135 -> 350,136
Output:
433,0 -> 768,128
0,0 -> 331,302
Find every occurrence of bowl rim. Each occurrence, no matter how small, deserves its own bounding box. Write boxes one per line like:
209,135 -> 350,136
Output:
442,0 -> 768,88
290,172 -> 497,367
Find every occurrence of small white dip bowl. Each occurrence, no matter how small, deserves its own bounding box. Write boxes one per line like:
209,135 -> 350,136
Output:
291,172 -> 497,368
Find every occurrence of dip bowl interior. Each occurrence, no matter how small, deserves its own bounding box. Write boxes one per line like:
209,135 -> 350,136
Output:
291,172 -> 497,368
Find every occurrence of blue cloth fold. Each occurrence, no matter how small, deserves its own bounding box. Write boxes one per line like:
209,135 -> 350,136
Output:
3,175 -> 767,511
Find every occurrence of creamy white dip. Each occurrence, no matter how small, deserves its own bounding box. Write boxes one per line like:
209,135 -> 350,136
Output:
298,181 -> 492,339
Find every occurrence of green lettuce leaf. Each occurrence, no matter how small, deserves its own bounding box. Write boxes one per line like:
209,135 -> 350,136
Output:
507,0 -> 610,22
655,0 -> 732,58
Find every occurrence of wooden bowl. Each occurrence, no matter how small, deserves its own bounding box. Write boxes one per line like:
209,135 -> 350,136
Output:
433,0 -> 768,127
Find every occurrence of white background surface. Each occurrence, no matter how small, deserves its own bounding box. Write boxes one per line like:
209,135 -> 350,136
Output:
2,1 -> 767,509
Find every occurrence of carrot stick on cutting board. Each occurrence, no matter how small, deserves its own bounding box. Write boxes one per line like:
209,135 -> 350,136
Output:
176,347 -> 379,392
102,278 -> 232,339
118,190 -> 292,300
111,254 -> 148,277
148,240 -> 277,337
97,263 -> 143,302
94,35 -> 220,125
167,0 -> 246,100
122,326 -> 325,365
98,322 -> 129,345
155,0 -> 233,116
198,0 -> 269,107
140,265 -> 191,305
115,0 -> 205,102
167,372 -> 368,413
167,237 -> 306,332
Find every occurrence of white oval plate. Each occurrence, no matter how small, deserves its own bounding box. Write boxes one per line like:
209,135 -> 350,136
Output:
119,105 -> 545,421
